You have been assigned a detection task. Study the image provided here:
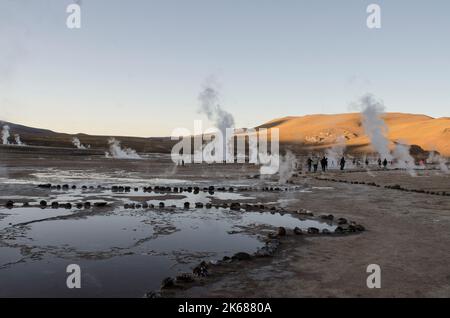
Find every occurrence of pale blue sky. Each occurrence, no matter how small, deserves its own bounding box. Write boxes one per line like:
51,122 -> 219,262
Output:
1,0 -> 449,136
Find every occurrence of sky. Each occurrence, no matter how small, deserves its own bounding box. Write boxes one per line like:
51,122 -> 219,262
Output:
0,0 -> 449,137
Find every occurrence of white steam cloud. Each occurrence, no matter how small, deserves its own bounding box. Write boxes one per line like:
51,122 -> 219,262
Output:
14,134 -> 25,146
326,135 -> 346,168
278,151 -> 297,184
2,125 -> 10,145
198,80 -> 235,160
72,137 -> 89,149
105,138 -> 141,160
427,151 -> 449,173
358,94 -> 392,160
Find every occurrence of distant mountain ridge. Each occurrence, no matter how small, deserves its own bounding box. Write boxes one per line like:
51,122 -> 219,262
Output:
1,112 -> 449,156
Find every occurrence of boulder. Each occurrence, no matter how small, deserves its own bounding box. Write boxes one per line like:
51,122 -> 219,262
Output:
277,227 -> 287,236
293,227 -> 303,235
307,227 -> 320,234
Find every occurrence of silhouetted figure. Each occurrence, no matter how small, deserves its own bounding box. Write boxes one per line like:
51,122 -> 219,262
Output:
378,158 -> 382,168
365,158 -> 369,166
320,157 -> 327,172
340,156 -> 346,170
312,156 -> 319,173
182,159 -> 185,166
307,157 -> 312,172
383,158 -> 388,169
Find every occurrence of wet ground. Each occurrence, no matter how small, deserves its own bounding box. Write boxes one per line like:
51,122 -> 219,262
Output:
0,148 -> 449,297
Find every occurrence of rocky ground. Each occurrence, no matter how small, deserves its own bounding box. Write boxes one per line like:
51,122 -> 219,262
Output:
1,148 -> 449,298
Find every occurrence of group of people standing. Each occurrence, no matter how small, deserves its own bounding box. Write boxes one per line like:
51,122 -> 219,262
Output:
306,155 -> 390,173
306,155 -> 346,172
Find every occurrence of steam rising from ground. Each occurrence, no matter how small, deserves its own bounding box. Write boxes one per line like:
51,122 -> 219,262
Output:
1,125 -> 26,146
354,94 -> 417,174
2,125 -> 10,145
358,94 -> 392,160
198,81 -> 235,160
427,151 -> 449,173
326,136 -> 346,168
72,137 -> 89,149
14,134 -> 24,146
105,138 -> 142,160
278,151 -> 297,184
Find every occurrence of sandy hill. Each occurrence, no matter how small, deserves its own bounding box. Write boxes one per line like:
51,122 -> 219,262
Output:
1,113 -> 449,157
257,113 -> 450,156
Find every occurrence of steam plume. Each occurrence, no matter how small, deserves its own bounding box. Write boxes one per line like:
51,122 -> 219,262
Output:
14,134 -> 25,146
1,125 -> 10,145
326,135 -> 346,168
72,137 -> 89,149
278,151 -> 297,184
358,94 -> 391,160
105,138 -> 141,160
198,81 -> 235,160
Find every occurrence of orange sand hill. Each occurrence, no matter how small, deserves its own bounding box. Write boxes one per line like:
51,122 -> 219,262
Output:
257,113 -> 450,156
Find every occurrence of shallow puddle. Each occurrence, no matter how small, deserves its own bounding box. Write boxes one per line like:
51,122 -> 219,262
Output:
0,204 -> 334,297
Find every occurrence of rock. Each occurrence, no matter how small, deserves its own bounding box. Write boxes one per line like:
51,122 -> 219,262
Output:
62,184 -> 69,190
184,202 -> 190,209
337,218 -> 348,225
193,261 -> 208,277
255,240 -> 280,257
160,277 -> 175,289
40,200 -> 47,207
51,202 -> 59,209
230,202 -> 241,211
64,203 -> 72,209
320,214 -> 334,221
195,202 -> 204,208
176,273 -> 195,283
38,184 -> 52,189
322,229 -> 331,235
293,227 -> 303,235
22,202 -> 30,207
334,226 -> 345,234
159,202 -> 165,208
277,227 -> 287,236
231,252 -> 251,261
94,202 -> 108,208
307,227 -> 320,234
71,185 -> 77,190
76,203 -> 83,209
134,187 -> 139,192
205,203 -> 212,209
142,203 -> 149,209
5,200 -> 14,208
84,202 -> 91,209
144,291 -> 161,298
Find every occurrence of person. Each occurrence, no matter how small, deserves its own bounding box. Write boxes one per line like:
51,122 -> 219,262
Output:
306,157 -> 312,172
325,157 -> 328,169
365,158 -> 369,166
378,158 -> 382,168
383,158 -> 388,169
313,156 -> 319,173
340,156 -> 346,170
320,157 -> 326,172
